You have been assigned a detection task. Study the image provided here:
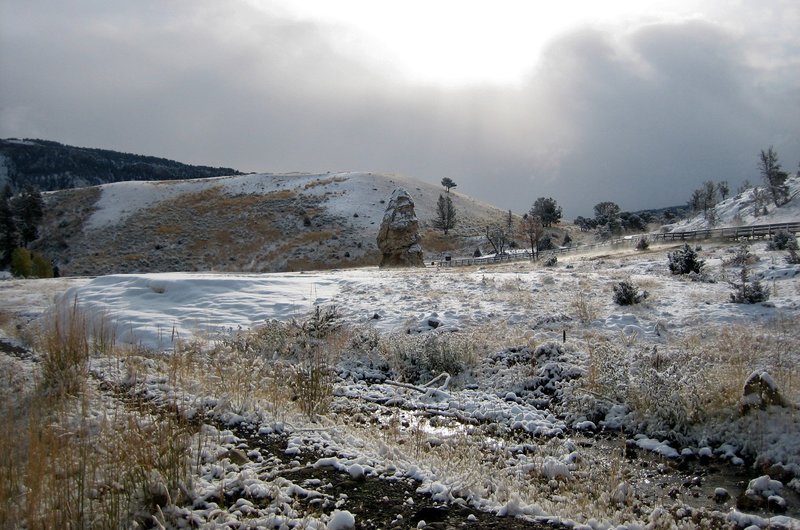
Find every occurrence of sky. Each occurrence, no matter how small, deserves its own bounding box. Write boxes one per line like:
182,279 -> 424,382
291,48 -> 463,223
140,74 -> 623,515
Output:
1,0 -> 798,217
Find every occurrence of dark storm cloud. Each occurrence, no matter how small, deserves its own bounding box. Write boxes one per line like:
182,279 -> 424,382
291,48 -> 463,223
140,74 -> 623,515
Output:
1,1 -> 798,216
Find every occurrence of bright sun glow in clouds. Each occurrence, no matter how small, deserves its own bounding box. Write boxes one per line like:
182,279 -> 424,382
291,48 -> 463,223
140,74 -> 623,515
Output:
263,0 -> 703,86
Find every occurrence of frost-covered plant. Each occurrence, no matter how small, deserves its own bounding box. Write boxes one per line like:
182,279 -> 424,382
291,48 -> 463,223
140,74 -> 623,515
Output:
38,297 -> 90,396
635,237 -> 649,251
381,331 -> 478,383
288,306 -> 341,417
667,244 -> 704,275
612,280 -> 647,306
572,290 -> 596,324
767,230 -> 796,251
787,239 -> 800,264
728,246 -> 769,304
543,254 -> 558,267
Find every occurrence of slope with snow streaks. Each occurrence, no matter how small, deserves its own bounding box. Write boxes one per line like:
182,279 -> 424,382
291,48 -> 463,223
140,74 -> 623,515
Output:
35,172 -> 508,275
666,176 -> 800,232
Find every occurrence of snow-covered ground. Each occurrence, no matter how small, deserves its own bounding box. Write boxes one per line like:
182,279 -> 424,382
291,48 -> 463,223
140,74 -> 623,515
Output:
666,176 -> 800,232
2,240 -> 800,528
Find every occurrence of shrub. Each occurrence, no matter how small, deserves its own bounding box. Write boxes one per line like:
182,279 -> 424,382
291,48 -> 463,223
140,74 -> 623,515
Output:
635,237 -> 649,251
668,244 -> 704,275
381,331 -> 478,384
10,247 -> 52,278
767,230 -> 796,251
729,246 -> 769,304
612,280 -> 647,306
787,239 -> 800,264
730,270 -> 770,304
543,254 -> 558,267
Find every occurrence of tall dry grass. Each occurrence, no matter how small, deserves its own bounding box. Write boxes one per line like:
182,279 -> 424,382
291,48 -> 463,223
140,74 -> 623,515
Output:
1,299 -> 193,529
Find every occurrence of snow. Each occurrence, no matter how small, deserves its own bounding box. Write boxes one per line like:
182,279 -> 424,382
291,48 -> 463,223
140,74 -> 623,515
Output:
666,175 -> 800,233
3,236 -> 800,528
327,510 -> 355,530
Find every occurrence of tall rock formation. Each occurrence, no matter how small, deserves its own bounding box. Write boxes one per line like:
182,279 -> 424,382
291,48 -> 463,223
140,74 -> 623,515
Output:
376,188 -> 425,268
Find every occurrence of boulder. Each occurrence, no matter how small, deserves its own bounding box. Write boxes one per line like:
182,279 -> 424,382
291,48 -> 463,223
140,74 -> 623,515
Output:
376,188 -> 425,268
741,370 -> 788,414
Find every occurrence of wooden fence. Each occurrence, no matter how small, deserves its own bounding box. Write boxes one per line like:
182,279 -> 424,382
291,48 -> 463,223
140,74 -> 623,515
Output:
433,221 -> 800,268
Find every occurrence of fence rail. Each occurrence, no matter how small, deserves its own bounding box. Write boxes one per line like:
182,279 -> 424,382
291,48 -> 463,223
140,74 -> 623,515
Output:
433,221 -> 800,268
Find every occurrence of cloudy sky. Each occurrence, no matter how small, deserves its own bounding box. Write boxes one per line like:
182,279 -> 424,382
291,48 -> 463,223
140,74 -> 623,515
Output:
1,0 -> 798,216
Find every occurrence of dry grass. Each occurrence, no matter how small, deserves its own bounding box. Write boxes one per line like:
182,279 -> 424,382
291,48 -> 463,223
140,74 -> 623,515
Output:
155,224 -> 184,235
577,318 -> 800,440
1,301 -> 192,529
303,175 -> 348,189
571,289 -> 598,324
421,229 -> 461,253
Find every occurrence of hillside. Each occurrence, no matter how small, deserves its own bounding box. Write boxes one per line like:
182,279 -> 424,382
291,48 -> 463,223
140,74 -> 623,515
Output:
0,138 -> 242,191
664,176 -> 800,232
34,172 -> 510,275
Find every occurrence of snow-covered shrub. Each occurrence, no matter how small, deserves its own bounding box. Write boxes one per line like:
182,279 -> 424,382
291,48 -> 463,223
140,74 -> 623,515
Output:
635,237 -> 649,251
786,239 -> 800,264
728,246 -> 769,304
571,290 -> 596,324
612,280 -> 647,306
380,331 -> 478,384
543,254 -> 558,267
767,230 -> 796,251
287,306 -> 341,417
667,244 -> 704,275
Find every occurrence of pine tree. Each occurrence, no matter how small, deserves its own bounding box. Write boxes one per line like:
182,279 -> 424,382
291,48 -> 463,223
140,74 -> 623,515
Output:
531,197 -> 562,227
11,186 -> 44,247
0,184 -> 16,267
759,147 -> 790,207
433,194 -> 456,235
440,177 -> 457,193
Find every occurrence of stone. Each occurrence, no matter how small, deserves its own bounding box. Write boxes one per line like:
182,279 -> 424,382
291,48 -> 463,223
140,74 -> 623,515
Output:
741,370 -> 788,414
376,188 -> 425,268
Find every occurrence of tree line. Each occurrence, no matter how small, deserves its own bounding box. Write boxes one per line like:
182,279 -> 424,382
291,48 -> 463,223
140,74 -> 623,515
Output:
0,184 -> 53,277
431,146 -> 796,259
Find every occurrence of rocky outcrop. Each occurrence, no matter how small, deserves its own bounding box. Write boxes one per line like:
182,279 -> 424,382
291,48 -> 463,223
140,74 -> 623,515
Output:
376,188 -> 424,268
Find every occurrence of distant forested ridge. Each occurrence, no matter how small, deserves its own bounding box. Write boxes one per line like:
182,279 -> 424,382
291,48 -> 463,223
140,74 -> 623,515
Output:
0,138 -> 243,191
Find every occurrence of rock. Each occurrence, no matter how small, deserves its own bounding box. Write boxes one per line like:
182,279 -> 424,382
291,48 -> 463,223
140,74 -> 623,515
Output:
376,188 -> 424,268
741,370 -> 788,413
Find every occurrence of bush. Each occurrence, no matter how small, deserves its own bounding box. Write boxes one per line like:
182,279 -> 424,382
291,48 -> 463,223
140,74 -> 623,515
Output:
381,331 -> 477,384
543,254 -> 558,267
613,280 -> 647,306
767,230 -> 796,251
10,247 -> 52,278
729,246 -> 769,304
787,239 -> 800,264
635,237 -> 649,251
730,278 -> 770,304
668,244 -> 704,275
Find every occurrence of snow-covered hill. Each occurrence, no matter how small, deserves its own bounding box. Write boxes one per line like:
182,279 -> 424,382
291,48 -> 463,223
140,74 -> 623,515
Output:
665,176 -> 800,232
35,172 -> 508,275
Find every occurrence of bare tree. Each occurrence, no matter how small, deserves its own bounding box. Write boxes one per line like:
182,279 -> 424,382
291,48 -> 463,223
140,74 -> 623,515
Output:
519,212 -> 544,261
484,224 -> 509,255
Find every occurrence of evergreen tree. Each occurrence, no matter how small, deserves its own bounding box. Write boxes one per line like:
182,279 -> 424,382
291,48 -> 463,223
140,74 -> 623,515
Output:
593,201 -> 621,227
0,184 -> 16,267
759,147 -> 790,207
11,186 -> 44,247
440,177 -> 457,193
531,197 -> 562,227
432,194 -> 457,235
